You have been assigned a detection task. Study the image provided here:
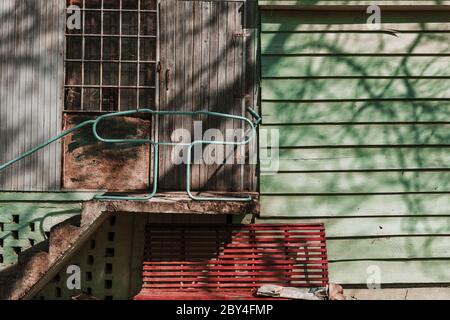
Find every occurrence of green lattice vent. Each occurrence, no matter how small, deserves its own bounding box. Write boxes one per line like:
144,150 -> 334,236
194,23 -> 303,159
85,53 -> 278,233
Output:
0,203 -> 81,269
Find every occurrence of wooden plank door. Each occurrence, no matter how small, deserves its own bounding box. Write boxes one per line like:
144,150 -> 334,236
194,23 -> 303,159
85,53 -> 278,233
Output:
158,0 -> 256,192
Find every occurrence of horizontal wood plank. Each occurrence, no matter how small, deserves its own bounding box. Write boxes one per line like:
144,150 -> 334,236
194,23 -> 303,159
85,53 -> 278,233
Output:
260,1 -> 450,7
261,171 -> 450,193
260,194 -> 450,217
260,147 -> 450,171
257,217 -> 450,237
260,124 -> 450,147
261,32 -> 450,55
261,101 -> 450,124
261,10 -> 450,32
329,260 -> 450,285
262,56 -> 450,77
0,192 -> 97,202
262,79 -> 450,100
327,236 -> 450,260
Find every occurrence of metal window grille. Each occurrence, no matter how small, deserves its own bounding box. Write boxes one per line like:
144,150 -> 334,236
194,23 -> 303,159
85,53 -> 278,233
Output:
64,0 -> 158,112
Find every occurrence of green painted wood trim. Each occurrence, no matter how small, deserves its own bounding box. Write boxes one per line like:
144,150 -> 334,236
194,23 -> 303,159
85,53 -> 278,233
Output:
0,192 -> 98,202
261,57 -> 450,78
259,1 -> 450,7
261,33 -> 450,55
262,79 -> 450,100
260,124 -> 450,147
260,148 -> 450,171
329,260 -> 450,285
257,216 -> 450,237
261,10 -> 450,31
261,171 -> 450,193
326,236 -> 450,260
261,101 -> 450,124
260,194 -> 450,217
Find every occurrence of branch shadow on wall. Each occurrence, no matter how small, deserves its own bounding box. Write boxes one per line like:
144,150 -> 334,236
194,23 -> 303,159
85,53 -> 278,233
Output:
0,0 -> 62,191
259,8 -> 450,284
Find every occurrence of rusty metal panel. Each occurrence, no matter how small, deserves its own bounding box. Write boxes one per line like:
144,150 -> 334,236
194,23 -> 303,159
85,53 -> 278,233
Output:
62,114 -> 151,191
0,0 -> 64,191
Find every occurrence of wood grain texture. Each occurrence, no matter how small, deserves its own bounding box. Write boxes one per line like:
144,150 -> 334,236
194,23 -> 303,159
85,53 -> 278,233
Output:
259,9 -> 450,285
257,217 -> 450,237
260,124 -> 450,147
261,147 -> 450,171
158,0 -> 256,192
329,260 -> 450,285
0,0 -> 65,191
260,194 -> 450,217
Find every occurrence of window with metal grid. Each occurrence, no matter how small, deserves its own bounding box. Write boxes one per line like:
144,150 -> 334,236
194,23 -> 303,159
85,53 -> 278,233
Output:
65,0 -> 157,112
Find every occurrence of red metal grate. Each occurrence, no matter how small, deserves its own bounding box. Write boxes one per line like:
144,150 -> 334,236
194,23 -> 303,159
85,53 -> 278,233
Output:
135,223 -> 329,300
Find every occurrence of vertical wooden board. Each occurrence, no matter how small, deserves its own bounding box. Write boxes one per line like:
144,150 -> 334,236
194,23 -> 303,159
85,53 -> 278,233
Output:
199,1 -> 211,190
214,1 -> 227,191
157,0 -> 255,192
158,0 -> 177,190
206,1 -> 220,191
191,0 -> 202,190
230,2 -> 245,192
244,1 -> 261,190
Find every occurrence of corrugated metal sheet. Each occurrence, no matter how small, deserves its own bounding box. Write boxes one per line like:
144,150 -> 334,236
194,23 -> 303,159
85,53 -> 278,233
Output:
0,0 -> 64,191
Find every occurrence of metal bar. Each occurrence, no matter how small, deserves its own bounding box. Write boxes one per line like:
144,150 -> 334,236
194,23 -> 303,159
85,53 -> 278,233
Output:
0,108 -> 261,202
0,120 -> 96,172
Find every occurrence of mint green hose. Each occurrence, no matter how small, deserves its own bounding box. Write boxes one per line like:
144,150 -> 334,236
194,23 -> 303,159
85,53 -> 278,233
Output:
0,108 -> 261,202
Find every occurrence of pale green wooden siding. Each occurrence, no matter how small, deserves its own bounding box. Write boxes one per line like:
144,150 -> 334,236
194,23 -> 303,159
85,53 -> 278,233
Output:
259,8 -> 450,285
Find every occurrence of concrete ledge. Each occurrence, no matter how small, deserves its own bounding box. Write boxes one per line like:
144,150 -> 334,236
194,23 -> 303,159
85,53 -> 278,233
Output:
94,192 -> 260,215
346,287 -> 450,300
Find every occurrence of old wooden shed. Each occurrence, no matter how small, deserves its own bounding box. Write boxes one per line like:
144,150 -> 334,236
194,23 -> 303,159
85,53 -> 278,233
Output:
0,0 -> 450,300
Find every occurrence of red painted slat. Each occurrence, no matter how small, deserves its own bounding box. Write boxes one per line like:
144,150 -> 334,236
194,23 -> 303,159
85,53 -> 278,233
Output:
142,276 -> 326,282
142,281 -> 328,288
142,259 -> 327,265
144,253 -> 327,259
143,265 -> 328,271
135,223 -> 329,300
142,271 -> 327,277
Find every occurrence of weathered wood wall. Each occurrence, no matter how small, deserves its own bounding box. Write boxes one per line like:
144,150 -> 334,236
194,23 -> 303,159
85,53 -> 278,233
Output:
158,0 -> 258,192
259,6 -> 450,285
0,0 -> 65,191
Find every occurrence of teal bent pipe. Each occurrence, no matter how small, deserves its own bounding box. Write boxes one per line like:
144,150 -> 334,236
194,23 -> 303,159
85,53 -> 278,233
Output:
0,108 -> 261,202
